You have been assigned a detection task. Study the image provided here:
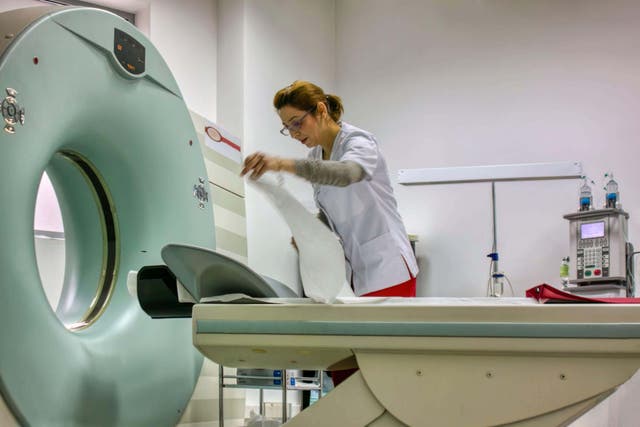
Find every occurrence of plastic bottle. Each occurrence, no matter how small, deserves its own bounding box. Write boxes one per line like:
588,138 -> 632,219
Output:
560,256 -> 570,287
604,172 -> 619,209
579,178 -> 593,211
490,272 -> 504,297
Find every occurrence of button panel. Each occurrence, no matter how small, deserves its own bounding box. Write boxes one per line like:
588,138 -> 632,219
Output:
577,242 -> 609,279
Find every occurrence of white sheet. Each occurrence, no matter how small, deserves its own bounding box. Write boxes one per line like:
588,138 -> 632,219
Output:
250,176 -> 355,303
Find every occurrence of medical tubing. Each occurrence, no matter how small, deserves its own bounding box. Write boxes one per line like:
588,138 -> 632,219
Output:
504,274 -> 515,296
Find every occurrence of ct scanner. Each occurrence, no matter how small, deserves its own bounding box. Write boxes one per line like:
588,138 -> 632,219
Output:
3,6 -> 640,427
0,6 -> 215,426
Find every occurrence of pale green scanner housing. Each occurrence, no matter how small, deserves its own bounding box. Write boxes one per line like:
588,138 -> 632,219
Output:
0,7 -> 215,426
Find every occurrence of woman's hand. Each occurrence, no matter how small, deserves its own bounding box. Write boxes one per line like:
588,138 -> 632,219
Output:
241,152 -> 295,180
240,152 -> 281,180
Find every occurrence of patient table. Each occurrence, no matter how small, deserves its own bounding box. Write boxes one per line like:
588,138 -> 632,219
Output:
193,298 -> 640,426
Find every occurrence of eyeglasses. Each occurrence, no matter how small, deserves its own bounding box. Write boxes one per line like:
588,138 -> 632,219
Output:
280,107 -> 315,136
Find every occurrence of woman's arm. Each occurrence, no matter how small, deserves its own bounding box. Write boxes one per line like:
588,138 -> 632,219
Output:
242,152 -> 365,186
293,159 -> 365,187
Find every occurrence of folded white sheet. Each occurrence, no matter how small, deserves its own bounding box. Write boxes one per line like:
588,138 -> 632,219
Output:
250,176 -> 355,303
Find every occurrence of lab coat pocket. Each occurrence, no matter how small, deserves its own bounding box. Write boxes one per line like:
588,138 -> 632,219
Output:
354,231 -> 395,282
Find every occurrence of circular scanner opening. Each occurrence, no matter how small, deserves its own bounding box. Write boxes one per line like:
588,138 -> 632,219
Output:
34,151 -> 119,331
34,172 -> 65,310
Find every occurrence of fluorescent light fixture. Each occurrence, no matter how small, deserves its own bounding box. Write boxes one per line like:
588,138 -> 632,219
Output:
398,161 -> 583,185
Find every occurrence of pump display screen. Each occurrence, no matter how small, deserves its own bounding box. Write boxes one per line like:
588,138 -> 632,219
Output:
581,221 -> 605,239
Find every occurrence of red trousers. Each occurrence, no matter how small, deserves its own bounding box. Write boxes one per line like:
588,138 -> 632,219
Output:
330,274 -> 417,387
361,275 -> 416,298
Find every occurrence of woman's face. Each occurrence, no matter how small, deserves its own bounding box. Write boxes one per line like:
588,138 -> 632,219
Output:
278,105 -> 321,149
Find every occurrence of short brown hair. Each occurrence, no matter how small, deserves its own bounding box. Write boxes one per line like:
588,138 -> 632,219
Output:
273,80 -> 344,122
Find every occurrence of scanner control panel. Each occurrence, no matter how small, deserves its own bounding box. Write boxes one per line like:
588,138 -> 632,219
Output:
114,28 -> 145,75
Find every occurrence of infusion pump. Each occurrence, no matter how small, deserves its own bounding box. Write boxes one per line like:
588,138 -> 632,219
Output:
563,208 -> 634,295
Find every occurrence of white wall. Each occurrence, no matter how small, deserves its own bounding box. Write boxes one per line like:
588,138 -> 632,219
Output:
216,0 -> 244,139
0,0 -> 40,9
221,0 -> 640,300
145,0 -> 217,119
335,0 -> 640,297
217,0 -> 337,294
333,1 -> 640,425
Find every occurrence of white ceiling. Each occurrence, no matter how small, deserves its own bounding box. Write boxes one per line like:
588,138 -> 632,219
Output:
83,0 -> 149,13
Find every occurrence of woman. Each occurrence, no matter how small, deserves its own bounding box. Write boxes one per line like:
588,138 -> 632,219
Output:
241,80 -> 419,299
242,80 -> 419,386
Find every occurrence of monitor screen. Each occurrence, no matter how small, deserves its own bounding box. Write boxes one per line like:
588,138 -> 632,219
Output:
581,221 -> 605,239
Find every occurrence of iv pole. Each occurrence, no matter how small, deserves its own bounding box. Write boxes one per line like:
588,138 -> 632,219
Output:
488,182 -> 503,296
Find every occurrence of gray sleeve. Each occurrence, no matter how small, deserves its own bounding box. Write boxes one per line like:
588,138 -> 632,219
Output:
293,159 -> 366,187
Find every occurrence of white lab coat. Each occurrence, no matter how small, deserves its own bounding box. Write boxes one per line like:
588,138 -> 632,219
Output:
310,122 -> 419,295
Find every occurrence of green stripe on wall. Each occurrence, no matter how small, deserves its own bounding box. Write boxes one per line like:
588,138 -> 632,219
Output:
198,133 -> 243,175
204,158 -> 245,197
212,205 -> 246,237
210,185 -> 245,216
215,227 -> 247,257
182,110 -> 248,427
